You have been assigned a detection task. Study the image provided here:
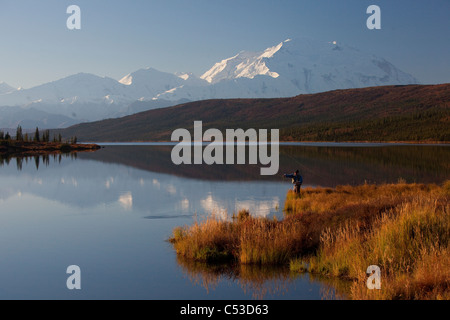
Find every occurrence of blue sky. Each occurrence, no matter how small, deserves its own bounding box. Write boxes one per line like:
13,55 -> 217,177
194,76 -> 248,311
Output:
0,0 -> 449,88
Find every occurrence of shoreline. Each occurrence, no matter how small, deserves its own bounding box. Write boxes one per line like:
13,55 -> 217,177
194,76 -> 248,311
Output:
86,140 -> 449,145
0,141 -> 101,156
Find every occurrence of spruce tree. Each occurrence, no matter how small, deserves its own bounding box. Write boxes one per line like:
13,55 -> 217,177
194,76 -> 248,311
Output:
42,130 -> 50,143
34,127 -> 40,142
16,125 -> 23,141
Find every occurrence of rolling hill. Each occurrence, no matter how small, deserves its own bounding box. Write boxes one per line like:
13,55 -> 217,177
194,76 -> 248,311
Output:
54,84 -> 450,143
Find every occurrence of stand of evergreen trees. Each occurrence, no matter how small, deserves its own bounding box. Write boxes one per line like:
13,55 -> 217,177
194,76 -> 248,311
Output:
0,126 -> 77,144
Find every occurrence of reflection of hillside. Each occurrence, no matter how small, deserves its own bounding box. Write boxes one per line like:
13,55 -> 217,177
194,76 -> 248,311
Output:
78,145 -> 449,187
79,145 -> 267,181
280,145 -> 450,186
176,257 -> 349,300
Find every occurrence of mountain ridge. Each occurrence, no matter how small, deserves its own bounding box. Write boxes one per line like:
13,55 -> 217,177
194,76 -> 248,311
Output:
52,84 -> 450,143
0,38 -> 421,129
0,82 -> 17,95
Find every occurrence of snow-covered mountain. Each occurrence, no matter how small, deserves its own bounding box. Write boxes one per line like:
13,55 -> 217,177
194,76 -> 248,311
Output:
0,106 -> 78,130
201,41 -> 285,84
0,73 -> 132,123
0,82 -> 17,95
0,71 -> 198,127
158,38 -> 419,100
0,73 -> 127,106
0,38 -> 419,129
119,68 -> 208,100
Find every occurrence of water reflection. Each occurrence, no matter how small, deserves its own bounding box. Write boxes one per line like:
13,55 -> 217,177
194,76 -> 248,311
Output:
1,153 -> 77,171
0,144 -> 448,299
176,257 -> 350,300
3,145 -> 449,187
0,151 -> 287,218
4,144 -> 445,215
80,144 -> 449,186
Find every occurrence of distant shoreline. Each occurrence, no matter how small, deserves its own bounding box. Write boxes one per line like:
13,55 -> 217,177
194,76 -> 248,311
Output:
0,141 -> 101,156
86,141 -> 450,146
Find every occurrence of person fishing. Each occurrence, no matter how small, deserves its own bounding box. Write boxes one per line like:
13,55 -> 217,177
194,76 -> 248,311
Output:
283,170 -> 303,195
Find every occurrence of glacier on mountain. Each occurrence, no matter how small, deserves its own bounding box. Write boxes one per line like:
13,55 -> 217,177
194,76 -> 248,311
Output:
0,38 -> 419,129
159,38 -> 418,100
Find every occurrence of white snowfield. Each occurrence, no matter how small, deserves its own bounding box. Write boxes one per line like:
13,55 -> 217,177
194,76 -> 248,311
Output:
0,38 -> 418,129
164,38 -> 418,100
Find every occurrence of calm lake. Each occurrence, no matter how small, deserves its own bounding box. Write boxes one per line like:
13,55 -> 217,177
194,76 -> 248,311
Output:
0,143 -> 448,299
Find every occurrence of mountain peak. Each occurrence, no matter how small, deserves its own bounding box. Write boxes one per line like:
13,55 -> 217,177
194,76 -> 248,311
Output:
0,82 -> 17,94
119,73 -> 133,86
200,42 -> 284,84
119,67 -> 178,86
176,72 -> 196,80
198,37 -> 419,92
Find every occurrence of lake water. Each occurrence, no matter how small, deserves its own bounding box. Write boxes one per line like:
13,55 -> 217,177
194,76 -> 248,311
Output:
0,143 -> 448,299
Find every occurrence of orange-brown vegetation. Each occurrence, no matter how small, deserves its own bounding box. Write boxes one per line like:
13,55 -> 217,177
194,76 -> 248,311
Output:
170,181 -> 449,299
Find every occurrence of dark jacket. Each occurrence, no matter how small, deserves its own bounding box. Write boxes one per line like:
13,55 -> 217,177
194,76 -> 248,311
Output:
284,174 -> 303,185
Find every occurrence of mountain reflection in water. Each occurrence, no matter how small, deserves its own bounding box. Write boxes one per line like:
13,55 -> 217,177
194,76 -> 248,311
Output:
79,144 -> 449,186
0,143 -> 448,299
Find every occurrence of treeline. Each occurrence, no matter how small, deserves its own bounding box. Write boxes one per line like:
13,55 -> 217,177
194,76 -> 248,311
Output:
280,108 -> 450,142
0,126 -> 78,144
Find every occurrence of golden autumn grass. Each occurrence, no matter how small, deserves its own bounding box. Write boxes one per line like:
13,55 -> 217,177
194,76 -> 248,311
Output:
169,209 -> 306,265
169,181 -> 450,299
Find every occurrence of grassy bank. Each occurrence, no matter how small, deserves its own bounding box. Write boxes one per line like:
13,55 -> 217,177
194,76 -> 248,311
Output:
169,181 -> 449,299
170,210 -> 305,264
289,183 -> 449,299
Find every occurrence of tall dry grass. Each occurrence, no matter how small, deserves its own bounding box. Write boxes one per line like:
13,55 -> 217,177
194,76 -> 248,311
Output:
169,209 -> 306,265
169,215 -> 238,262
169,181 -> 449,299
297,182 -> 449,300
283,182 -> 444,252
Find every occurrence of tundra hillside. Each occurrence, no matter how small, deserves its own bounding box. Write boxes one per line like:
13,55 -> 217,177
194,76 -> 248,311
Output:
54,84 -> 449,142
